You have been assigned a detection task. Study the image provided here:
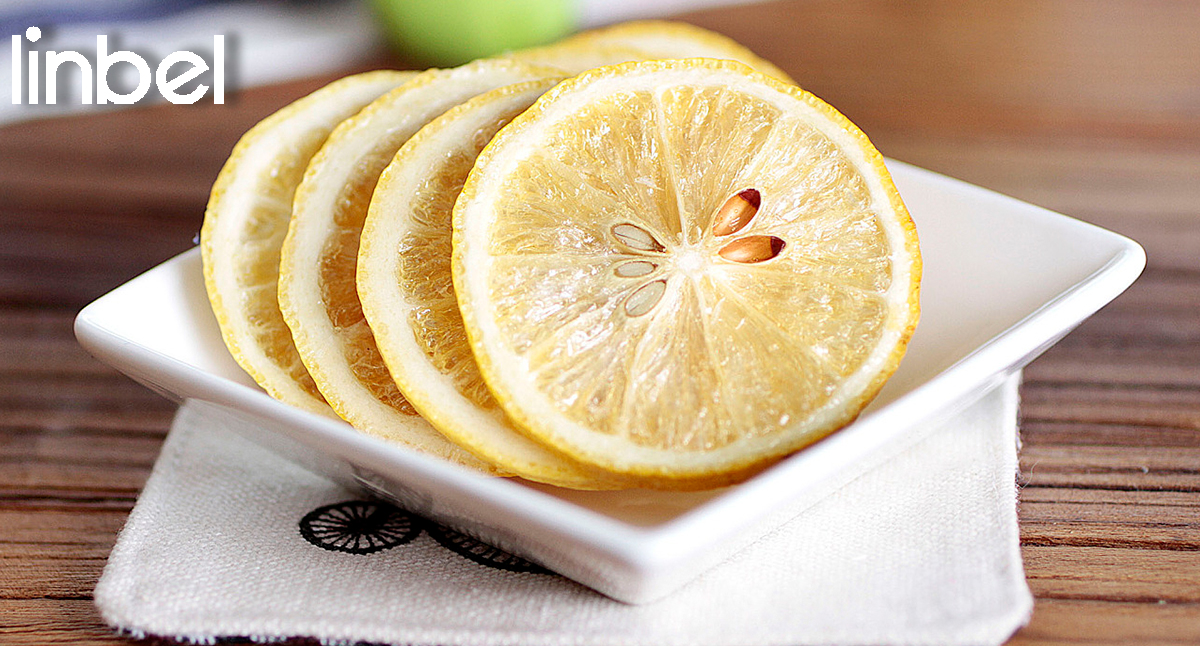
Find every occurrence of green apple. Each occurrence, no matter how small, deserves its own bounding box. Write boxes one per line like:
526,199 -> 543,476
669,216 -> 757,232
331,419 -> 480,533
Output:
369,0 -> 576,66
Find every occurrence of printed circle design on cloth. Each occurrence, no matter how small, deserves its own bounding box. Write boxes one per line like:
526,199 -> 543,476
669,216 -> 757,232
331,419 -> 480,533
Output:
426,523 -> 551,575
298,500 -> 421,554
297,500 -> 553,574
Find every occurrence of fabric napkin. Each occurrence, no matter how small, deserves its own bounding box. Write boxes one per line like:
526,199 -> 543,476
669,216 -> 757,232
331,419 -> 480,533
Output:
95,375 -> 1032,646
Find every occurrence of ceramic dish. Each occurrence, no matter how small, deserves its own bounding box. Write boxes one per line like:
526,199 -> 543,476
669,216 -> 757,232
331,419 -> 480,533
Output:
75,160 -> 1144,603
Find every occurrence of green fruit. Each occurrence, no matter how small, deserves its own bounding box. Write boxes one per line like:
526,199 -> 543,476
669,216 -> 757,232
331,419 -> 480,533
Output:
369,0 -> 576,66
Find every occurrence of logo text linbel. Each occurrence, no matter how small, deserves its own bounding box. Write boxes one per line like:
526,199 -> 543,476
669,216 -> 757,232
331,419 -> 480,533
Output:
11,27 -> 225,105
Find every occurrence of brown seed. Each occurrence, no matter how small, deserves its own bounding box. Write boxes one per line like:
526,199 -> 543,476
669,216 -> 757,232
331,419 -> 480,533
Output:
611,223 -> 665,253
711,188 -> 761,236
624,279 -> 667,317
718,235 -> 786,263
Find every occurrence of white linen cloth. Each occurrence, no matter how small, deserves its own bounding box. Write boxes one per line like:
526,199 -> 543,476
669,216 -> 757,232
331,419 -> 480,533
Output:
95,375 -> 1032,646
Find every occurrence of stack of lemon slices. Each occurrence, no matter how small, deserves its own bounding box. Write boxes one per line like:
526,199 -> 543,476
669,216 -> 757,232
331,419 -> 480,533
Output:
201,21 -> 921,490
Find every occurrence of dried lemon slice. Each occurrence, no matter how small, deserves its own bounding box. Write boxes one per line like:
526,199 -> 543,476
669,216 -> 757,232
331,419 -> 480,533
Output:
279,59 -> 557,467
562,20 -> 796,84
359,79 -> 639,489
201,71 -> 411,416
504,42 -> 649,74
453,60 -> 920,482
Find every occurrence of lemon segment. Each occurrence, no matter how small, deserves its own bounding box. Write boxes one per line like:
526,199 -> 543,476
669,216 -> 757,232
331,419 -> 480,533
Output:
279,60 -> 559,468
453,60 -> 920,480
360,79 -> 648,489
562,20 -> 797,85
201,71 -> 412,416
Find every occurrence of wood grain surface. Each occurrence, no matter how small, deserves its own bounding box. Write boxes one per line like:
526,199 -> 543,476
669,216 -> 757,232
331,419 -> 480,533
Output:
2,1 -> 1198,644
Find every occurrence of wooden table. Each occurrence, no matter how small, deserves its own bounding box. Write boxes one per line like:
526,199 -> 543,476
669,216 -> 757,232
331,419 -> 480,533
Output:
2,1 -> 1197,643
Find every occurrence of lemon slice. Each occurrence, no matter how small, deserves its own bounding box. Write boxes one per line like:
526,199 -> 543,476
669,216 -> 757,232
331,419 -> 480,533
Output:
202,71 -> 412,416
563,20 -> 796,84
359,79 -> 639,489
504,42 -> 649,74
279,60 -> 557,467
453,60 -> 920,481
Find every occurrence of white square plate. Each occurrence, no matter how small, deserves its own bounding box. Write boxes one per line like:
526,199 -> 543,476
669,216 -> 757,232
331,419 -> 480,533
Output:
75,161 -> 1143,603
